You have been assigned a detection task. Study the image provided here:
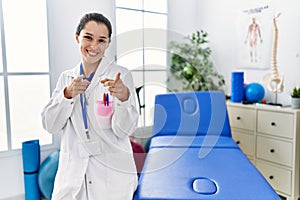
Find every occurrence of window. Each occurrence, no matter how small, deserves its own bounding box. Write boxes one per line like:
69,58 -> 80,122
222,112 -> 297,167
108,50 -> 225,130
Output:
0,0 -> 51,152
115,0 -> 168,128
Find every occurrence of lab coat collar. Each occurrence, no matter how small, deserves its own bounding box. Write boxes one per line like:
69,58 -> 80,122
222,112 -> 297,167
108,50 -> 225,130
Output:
87,56 -> 111,92
67,56 -> 112,79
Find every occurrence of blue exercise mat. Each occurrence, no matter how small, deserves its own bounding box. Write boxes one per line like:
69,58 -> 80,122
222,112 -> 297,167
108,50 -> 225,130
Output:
22,140 -> 40,173
22,140 -> 40,200
24,173 -> 40,200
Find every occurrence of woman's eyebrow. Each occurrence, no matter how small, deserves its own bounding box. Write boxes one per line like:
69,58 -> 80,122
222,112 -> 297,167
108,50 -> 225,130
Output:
99,36 -> 108,39
83,32 -> 93,36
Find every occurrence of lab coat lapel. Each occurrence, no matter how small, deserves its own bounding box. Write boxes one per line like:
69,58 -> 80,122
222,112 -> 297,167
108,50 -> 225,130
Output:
71,95 -> 89,141
67,64 -> 90,141
85,56 -> 111,92
68,63 -> 80,79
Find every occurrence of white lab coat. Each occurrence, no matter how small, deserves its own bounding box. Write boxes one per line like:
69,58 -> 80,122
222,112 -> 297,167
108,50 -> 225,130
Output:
42,57 -> 139,200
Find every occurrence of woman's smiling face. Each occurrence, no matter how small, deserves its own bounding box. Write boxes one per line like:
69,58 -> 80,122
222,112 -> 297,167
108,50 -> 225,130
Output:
76,21 -> 109,67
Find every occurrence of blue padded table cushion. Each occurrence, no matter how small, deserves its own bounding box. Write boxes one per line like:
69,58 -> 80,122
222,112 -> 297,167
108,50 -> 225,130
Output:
149,135 -> 239,149
152,91 -> 231,137
134,147 -> 281,200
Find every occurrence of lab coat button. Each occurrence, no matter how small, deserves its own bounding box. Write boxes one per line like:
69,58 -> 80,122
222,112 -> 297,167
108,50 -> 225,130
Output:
89,181 -> 92,184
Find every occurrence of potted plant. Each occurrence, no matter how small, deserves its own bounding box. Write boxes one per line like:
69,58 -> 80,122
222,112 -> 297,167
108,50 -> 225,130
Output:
291,87 -> 300,109
168,30 -> 225,91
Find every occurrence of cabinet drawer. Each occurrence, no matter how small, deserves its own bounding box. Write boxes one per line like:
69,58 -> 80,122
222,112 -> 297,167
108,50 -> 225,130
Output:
232,130 -> 254,156
228,106 -> 255,131
256,161 -> 291,195
257,110 -> 294,139
256,136 -> 293,167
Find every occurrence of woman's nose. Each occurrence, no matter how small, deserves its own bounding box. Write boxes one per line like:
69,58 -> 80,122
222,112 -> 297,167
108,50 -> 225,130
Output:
90,41 -> 100,50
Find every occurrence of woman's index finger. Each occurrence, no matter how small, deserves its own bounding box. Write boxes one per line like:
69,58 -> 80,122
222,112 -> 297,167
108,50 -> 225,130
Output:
114,72 -> 121,84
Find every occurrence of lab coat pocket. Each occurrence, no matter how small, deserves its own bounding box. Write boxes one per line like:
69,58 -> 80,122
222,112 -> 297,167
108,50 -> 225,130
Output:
96,100 -> 114,129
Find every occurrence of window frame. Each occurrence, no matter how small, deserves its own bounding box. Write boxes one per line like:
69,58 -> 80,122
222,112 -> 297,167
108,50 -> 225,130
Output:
0,0 -> 54,156
115,1 -> 168,128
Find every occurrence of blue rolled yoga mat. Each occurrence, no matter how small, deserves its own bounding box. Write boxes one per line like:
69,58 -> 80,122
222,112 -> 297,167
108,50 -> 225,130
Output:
22,140 -> 41,200
24,173 -> 40,200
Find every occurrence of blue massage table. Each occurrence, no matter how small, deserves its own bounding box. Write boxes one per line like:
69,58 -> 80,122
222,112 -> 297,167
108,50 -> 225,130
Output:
133,91 -> 280,200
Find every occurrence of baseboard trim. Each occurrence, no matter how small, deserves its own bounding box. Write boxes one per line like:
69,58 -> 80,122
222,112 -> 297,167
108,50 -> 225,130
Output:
0,194 -> 24,200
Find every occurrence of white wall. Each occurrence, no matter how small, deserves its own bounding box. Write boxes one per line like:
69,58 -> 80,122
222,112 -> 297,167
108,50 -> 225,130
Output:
47,0 -> 115,90
0,0 -> 114,199
167,0 -> 198,36
169,0 -> 300,105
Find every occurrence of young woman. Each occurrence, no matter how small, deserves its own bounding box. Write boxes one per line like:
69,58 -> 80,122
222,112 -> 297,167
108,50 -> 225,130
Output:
42,13 -> 139,200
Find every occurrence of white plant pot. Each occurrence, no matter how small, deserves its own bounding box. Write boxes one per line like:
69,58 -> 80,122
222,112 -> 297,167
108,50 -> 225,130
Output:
291,98 -> 300,109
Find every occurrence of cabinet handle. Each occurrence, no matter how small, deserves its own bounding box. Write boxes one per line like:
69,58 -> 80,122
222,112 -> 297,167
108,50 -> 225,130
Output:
271,122 -> 276,126
236,116 -> 241,120
269,175 -> 274,180
270,149 -> 275,153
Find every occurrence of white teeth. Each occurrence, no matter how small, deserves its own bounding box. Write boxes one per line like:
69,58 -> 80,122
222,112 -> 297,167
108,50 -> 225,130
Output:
88,51 -> 98,57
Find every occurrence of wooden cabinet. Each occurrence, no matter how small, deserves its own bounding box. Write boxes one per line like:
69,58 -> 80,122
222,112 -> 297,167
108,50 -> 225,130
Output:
227,102 -> 300,200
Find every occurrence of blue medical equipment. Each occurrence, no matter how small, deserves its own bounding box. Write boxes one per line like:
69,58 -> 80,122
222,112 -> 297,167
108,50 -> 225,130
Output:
133,91 -> 280,200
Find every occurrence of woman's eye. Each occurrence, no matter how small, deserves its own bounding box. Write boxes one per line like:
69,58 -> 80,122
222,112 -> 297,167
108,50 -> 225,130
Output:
99,39 -> 107,44
83,36 -> 92,40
